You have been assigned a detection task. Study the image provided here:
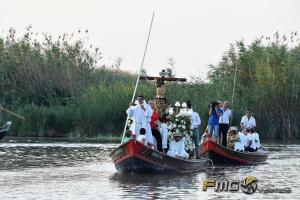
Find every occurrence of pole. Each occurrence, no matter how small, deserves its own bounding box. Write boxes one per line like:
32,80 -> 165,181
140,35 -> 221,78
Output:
121,12 -> 155,143
230,64 -> 237,127
1,107 -> 25,120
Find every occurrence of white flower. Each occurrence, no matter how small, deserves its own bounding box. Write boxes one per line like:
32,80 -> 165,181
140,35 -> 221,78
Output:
187,109 -> 193,116
175,118 -> 178,121
175,101 -> 180,107
182,110 -> 188,116
182,125 -> 186,129
182,102 -> 187,108
176,129 -> 180,133
168,109 -> 174,115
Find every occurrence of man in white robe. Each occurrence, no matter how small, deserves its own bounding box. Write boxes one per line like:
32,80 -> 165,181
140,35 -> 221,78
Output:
167,134 -> 189,159
126,95 -> 154,144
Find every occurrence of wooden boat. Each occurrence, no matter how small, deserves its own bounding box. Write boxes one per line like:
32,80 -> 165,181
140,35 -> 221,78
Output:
0,121 -> 12,141
110,139 -> 213,174
200,139 -> 269,165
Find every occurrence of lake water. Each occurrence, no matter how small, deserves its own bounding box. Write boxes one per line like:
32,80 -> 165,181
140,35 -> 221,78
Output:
0,138 -> 299,199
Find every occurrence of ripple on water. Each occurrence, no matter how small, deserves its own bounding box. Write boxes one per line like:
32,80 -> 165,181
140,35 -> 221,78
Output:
0,140 -> 299,199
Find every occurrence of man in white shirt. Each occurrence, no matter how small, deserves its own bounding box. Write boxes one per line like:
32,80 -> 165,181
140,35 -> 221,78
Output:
187,100 -> 201,159
158,115 -> 169,152
245,130 -> 256,152
237,129 -> 249,151
240,108 -> 256,129
251,127 -> 261,150
126,95 -> 154,144
219,101 -> 232,147
167,133 -> 189,159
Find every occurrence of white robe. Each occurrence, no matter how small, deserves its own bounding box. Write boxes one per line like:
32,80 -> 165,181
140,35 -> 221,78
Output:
126,103 -> 153,144
159,122 -> 168,149
234,132 -> 247,151
167,139 -> 189,159
247,133 -> 256,149
253,132 -> 261,149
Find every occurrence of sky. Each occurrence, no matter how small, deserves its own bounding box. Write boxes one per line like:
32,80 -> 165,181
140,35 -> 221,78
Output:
1,0 -> 299,80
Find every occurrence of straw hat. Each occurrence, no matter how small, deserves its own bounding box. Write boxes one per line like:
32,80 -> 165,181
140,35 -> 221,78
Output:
228,126 -> 238,132
173,132 -> 183,137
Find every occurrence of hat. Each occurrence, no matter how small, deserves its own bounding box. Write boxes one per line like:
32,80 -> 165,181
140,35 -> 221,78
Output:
228,126 -> 238,132
173,132 -> 183,137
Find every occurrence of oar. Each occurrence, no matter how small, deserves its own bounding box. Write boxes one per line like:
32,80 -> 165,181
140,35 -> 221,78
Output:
1,107 -> 25,120
121,12 -> 155,143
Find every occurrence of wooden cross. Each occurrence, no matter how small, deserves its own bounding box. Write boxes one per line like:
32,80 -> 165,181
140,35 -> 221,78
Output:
140,69 -> 187,111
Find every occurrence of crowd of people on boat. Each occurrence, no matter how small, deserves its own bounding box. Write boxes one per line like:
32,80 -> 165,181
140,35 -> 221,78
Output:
123,95 -> 261,160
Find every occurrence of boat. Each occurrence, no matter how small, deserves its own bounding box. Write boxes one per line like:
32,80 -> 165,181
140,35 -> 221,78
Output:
110,139 -> 213,174
200,139 -> 269,165
0,121 -> 12,141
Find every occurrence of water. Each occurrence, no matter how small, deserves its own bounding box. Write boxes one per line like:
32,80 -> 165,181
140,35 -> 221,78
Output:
0,138 -> 299,200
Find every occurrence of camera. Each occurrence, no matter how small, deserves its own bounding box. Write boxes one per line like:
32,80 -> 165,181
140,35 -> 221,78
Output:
208,101 -> 219,109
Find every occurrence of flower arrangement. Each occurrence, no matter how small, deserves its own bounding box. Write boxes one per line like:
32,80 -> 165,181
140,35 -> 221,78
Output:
166,101 -> 194,153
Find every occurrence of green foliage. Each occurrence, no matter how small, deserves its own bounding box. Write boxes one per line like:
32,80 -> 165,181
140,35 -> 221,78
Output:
207,33 -> 300,138
1,29 -> 299,139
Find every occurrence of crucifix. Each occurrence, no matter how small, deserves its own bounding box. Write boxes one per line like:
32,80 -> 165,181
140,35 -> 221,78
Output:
140,69 -> 187,111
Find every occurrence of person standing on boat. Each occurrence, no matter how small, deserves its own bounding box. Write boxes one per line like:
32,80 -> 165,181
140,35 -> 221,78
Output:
149,100 -> 163,151
240,108 -> 256,129
219,101 -> 232,147
126,95 -> 154,144
208,101 -> 223,144
186,100 -> 201,159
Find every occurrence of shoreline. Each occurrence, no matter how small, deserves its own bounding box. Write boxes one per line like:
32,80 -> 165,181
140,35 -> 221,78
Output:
2,136 -> 122,143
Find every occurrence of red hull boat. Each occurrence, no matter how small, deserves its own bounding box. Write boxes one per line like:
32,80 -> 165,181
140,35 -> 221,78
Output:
200,140 -> 269,165
110,139 -> 212,174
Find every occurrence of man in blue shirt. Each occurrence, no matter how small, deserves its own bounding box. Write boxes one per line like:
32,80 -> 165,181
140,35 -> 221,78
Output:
208,101 -> 223,144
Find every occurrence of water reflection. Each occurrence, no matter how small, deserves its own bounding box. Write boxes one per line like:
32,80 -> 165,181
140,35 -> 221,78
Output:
0,139 -> 299,199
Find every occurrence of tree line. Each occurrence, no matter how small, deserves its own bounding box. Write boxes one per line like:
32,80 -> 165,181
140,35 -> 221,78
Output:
0,28 -> 299,139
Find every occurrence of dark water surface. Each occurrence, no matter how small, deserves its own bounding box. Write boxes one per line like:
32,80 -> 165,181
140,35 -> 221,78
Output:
0,138 -> 299,199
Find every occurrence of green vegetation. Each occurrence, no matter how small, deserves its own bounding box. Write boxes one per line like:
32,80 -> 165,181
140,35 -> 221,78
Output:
0,28 -> 299,139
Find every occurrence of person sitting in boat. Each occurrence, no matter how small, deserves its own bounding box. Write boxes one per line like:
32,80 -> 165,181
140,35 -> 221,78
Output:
240,108 -> 256,129
235,128 -> 249,152
126,95 -> 154,145
244,128 -> 256,152
227,126 -> 239,150
251,126 -> 261,150
167,132 -> 189,159
122,130 -> 132,143
137,128 -> 147,145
